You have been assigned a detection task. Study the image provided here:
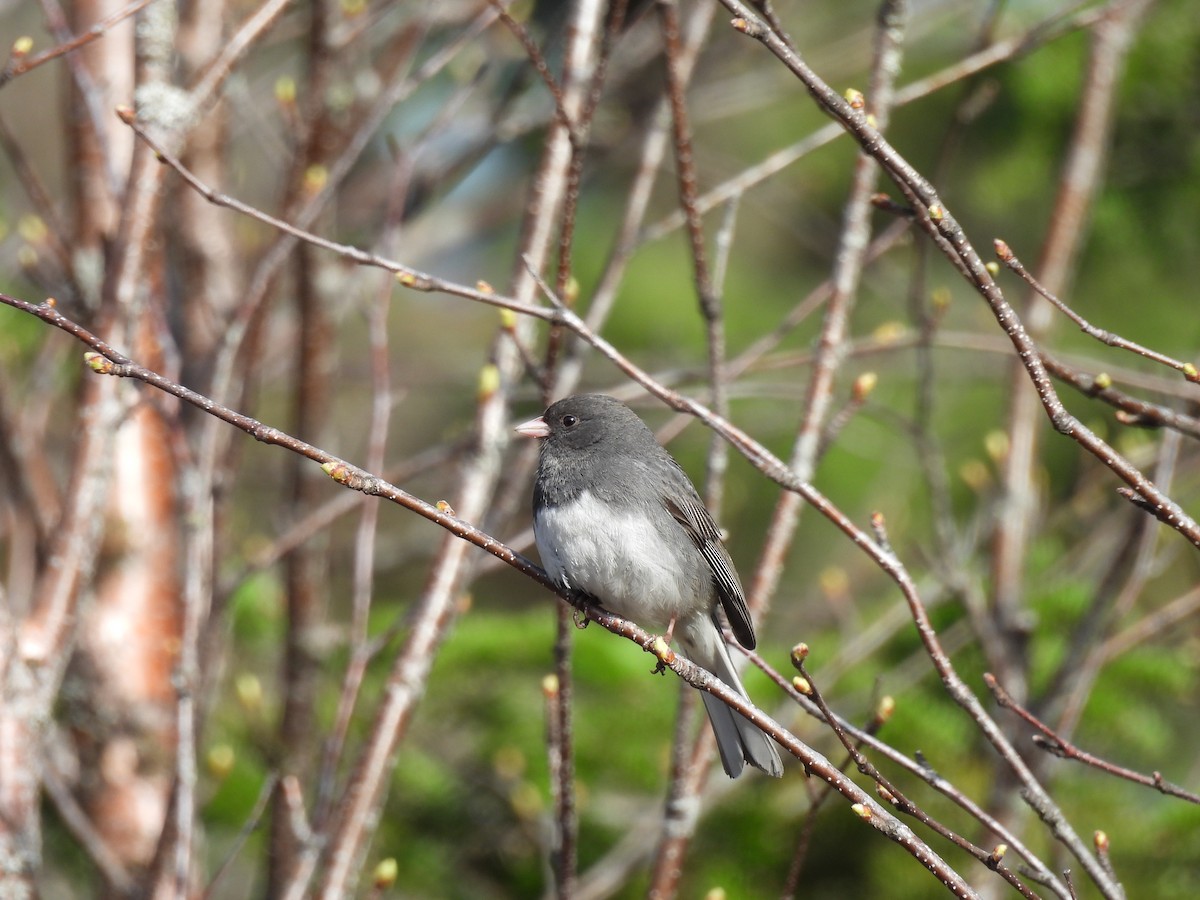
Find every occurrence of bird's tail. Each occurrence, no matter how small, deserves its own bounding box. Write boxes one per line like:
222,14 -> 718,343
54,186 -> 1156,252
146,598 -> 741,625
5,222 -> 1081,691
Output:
682,617 -> 784,778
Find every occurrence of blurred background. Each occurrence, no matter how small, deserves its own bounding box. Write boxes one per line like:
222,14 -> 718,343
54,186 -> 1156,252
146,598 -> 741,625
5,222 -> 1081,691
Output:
1,0 -> 1198,897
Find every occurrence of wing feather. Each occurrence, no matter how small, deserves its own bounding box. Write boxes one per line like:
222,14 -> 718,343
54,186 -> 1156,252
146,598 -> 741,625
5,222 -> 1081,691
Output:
663,495 -> 756,649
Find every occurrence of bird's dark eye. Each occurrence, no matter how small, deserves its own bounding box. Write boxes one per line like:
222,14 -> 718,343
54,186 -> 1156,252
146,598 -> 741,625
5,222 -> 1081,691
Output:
561,414 -> 578,428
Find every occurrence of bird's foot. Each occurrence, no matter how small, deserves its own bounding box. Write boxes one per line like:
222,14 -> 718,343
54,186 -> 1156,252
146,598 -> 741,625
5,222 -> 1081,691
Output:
642,633 -> 676,675
565,589 -> 599,629
642,615 -> 679,673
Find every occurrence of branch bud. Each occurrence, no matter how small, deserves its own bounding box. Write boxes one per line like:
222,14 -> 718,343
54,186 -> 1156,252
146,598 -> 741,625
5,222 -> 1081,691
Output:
875,695 -> 895,723
790,642 -> 810,667
478,363 -> 500,400
819,566 -> 848,600
871,321 -> 905,344
730,17 -> 764,37
372,858 -> 398,889
563,275 -> 580,305
18,214 -> 47,244
206,743 -> 235,779
984,430 -> 1009,464
958,459 -> 991,492
235,673 -> 263,714
651,636 -> 675,664
83,352 -> 114,374
302,163 -> 327,195
852,372 -> 877,401
274,76 -> 296,107
322,461 -> 353,484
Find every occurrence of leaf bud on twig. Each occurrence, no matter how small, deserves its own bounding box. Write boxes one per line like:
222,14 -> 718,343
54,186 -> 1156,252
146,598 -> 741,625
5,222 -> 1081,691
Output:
478,363 -> 500,401
372,858 -> 398,889
790,642 -> 809,667
206,744 -> 235,780
274,76 -> 296,107
853,372 -> 877,401
83,352 -> 115,374
876,695 -> 895,723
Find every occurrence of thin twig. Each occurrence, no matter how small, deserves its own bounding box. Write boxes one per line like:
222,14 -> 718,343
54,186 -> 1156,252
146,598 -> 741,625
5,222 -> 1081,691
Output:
0,0 -> 155,89
986,674 -> 1200,805
794,650 -> 1042,899
2,288 -> 978,898
995,239 -> 1199,383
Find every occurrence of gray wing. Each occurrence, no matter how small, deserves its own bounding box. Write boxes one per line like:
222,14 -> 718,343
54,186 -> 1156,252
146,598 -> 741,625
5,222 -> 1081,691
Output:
663,495 -> 756,650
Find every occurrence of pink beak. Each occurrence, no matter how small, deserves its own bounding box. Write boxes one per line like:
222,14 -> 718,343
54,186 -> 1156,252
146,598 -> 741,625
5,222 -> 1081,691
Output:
514,415 -> 550,439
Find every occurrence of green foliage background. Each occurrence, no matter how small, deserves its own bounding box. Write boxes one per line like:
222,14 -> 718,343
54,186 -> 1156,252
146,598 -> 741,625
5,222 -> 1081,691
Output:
2,0 -> 1199,896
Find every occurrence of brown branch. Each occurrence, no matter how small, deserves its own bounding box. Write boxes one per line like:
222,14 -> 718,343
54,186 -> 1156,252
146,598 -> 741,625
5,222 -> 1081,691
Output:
1041,353 -> 1200,439
986,674 -> 1200,805
640,0 -> 1105,244
657,0 -> 731,518
995,239 -> 1199,383
485,0 -> 571,137
782,689 -> 891,898
719,0 -> 1200,568
187,0 -> 292,111
793,648 -> 1042,900
746,0 -> 907,616
740,639 -> 1071,897
990,0 -> 1156,709
0,0 -> 154,89
42,764 -> 134,894
202,772 -> 280,900
1,288 -> 980,898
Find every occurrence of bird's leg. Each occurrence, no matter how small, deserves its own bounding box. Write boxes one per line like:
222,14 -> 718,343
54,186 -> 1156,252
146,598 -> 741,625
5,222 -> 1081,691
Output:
565,588 -> 599,629
663,615 -> 678,645
644,615 -> 679,675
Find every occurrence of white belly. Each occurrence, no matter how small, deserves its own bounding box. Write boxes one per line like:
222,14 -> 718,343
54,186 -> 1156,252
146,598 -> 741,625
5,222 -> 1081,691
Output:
534,490 -> 712,629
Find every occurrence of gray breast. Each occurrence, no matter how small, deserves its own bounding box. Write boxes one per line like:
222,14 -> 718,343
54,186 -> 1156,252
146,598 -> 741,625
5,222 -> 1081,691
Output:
533,490 -> 713,630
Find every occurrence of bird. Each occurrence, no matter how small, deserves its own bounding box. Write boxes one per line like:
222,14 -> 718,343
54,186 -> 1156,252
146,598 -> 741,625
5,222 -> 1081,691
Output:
514,393 -> 783,778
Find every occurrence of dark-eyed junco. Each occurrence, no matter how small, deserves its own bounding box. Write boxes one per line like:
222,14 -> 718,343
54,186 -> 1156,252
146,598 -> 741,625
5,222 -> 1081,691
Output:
515,394 -> 783,778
